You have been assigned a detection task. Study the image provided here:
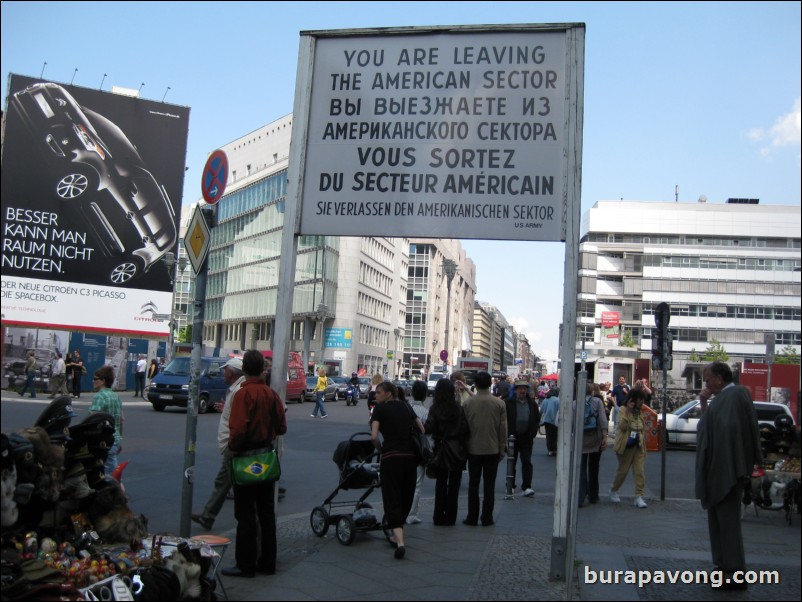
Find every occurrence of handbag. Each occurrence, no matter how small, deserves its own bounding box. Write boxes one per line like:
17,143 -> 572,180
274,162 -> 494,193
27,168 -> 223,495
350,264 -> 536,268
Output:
410,428 -> 434,466
625,432 -> 640,449
230,390 -> 282,485
230,447 -> 281,485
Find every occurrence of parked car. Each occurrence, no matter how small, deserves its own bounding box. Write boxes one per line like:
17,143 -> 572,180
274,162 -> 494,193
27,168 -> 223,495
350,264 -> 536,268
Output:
663,399 -> 795,446
358,377 -> 370,398
147,356 -> 228,414
4,348 -> 55,388
392,379 -> 413,399
10,82 -> 177,285
330,376 -> 350,400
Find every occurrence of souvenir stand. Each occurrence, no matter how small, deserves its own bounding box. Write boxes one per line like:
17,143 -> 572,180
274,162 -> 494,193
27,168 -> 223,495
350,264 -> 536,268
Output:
1,397 -> 222,600
744,414 -> 801,525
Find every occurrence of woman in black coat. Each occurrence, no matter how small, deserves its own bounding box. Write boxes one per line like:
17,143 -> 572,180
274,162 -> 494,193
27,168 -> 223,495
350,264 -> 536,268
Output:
425,378 -> 469,526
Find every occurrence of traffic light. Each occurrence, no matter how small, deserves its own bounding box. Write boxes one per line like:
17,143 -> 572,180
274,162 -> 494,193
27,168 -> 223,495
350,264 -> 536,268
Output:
653,302 -> 671,371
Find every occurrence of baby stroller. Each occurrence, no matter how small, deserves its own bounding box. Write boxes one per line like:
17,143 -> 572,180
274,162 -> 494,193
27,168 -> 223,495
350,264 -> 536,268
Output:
309,432 -> 393,545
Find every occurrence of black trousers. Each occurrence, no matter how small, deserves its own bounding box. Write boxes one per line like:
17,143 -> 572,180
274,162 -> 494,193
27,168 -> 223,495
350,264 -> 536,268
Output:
707,482 -> 746,573
233,480 -> 276,573
466,454 -> 500,524
432,467 -> 463,525
380,455 -> 417,529
578,451 -> 601,504
544,423 -> 558,453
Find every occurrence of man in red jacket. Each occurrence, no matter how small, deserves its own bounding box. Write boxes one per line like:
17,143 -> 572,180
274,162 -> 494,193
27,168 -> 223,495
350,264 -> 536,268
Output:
223,349 -> 287,578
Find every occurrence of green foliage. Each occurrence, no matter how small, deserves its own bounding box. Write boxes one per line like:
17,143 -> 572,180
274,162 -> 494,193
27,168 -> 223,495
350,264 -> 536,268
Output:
619,330 -> 636,348
702,339 -> 729,362
688,348 -> 701,362
178,325 -> 193,343
774,345 -> 800,365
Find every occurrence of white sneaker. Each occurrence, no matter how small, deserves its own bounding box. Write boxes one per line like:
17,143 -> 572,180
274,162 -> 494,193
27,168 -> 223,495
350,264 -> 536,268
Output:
310,414 -> 316,417
406,515 -> 422,525
609,489 -> 621,503
523,488 -> 535,497
634,496 -> 647,509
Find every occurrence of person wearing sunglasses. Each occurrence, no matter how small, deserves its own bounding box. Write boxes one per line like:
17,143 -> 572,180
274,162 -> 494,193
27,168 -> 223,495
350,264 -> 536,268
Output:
89,365 -> 123,477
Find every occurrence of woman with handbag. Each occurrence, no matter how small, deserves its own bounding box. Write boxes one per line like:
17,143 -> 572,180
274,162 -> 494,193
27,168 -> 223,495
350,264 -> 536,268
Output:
609,388 -> 649,508
578,383 -> 608,507
370,381 -> 423,559
425,378 -> 469,526
225,350 -> 287,578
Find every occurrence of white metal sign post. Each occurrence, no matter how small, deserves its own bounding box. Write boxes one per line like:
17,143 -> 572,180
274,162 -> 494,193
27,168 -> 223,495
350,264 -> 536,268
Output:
275,22 -> 584,582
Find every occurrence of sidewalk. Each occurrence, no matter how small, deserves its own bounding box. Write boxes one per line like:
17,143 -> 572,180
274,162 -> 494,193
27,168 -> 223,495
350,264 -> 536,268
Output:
208,491 -> 801,601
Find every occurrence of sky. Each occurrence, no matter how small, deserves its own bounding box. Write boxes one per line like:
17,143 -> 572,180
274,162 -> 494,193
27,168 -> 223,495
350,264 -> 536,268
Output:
2,1 -> 800,363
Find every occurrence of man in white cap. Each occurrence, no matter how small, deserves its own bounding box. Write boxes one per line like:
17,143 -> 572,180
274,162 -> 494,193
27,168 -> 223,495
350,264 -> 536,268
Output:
192,356 -> 245,530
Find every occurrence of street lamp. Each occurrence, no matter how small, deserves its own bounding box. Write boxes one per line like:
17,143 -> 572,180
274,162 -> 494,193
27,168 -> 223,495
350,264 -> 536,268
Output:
163,252 -> 188,362
442,259 -> 458,371
393,328 -> 401,379
316,303 -> 331,372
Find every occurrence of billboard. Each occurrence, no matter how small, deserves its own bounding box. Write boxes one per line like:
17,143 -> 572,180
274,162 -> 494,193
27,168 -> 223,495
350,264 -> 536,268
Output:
740,363 -> 799,420
1,75 -> 190,336
295,24 -> 584,241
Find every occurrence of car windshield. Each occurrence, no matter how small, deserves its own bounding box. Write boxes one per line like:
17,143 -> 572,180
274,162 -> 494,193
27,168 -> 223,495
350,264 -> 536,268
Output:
359,378 -> 369,385
429,373 -> 445,382
162,357 -> 191,375
307,377 -> 318,386
331,376 -> 348,384
671,400 -> 699,415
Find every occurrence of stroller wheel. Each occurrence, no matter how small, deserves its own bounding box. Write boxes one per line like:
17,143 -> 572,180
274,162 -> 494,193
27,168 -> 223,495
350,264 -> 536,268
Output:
336,515 -> 357,545
310,506 -> 330,537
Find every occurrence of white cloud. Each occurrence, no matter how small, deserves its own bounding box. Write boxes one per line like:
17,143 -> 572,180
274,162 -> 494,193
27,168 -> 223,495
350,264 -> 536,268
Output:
751,98 -> 801,155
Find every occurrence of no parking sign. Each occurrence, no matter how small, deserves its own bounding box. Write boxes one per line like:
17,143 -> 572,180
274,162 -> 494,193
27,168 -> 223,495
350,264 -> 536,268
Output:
201,150 -> 228,205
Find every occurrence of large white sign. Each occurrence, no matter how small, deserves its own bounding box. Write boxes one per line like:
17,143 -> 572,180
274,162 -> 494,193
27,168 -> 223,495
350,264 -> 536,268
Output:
297,26 -> 583,241
1,276 -> 171,336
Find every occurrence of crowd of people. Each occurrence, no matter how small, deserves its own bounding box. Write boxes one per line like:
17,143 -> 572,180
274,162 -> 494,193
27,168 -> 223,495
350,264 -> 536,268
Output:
19,357 -> 754,585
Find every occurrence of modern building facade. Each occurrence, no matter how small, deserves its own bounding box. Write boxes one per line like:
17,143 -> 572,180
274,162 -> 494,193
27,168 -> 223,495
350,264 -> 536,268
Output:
198,115 -> 477,378
472,302 -> 514,374
404,240 -> 476,377
577,199 -> 801,383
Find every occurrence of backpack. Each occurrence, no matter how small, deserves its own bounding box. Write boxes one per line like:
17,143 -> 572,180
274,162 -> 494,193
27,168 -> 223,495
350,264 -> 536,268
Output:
583,396 -> 598,431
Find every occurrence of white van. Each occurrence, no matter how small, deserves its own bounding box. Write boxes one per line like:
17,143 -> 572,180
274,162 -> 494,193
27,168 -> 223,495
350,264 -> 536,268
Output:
426,372 -> 448,396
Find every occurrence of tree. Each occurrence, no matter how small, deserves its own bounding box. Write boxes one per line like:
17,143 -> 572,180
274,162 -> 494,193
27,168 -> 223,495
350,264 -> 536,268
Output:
619,330 -> 636,348
774,345 -> 800,365
178,325 -> 193,343
702,339 -> 729,362
688,348 -> 701,362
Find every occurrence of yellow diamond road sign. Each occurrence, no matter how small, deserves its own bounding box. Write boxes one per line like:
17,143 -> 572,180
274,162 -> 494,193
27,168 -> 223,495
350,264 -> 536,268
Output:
184,207 -> 210,275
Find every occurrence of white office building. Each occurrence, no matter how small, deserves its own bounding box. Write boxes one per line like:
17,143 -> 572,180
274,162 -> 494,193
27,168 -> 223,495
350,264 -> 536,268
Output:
577,199 -> 801,382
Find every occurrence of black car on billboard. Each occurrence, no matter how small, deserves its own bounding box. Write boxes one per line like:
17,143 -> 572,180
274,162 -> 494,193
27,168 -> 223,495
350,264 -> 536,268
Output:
10,82 -> 177,285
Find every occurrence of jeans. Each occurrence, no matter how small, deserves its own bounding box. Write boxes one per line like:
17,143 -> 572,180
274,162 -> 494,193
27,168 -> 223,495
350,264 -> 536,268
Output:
466,454 -> 500,525
511,436 -> 534,490
135,372 -> 145,397
313,391 -> 328,417
104,441 -> 121,477
19,372 -> 36,397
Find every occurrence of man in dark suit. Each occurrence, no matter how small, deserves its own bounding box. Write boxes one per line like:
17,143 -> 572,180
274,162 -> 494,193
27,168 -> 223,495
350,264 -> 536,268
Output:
695,361 -> 761,590
505,381 -> 541,497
